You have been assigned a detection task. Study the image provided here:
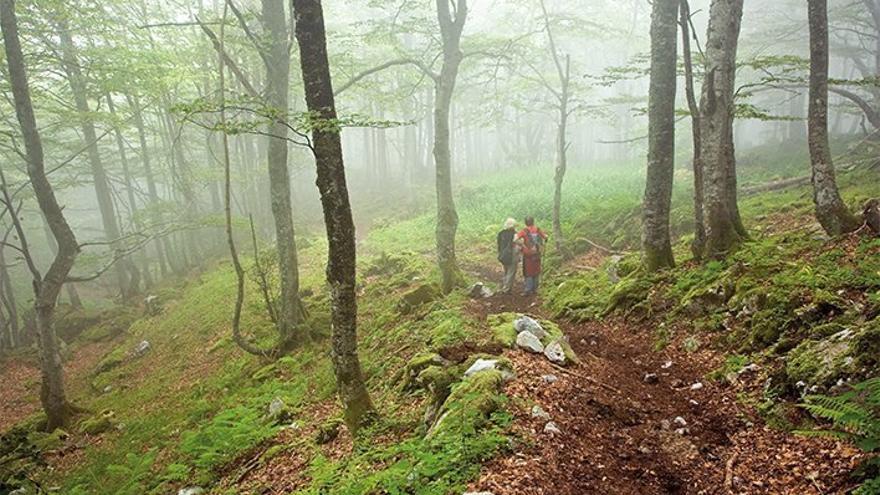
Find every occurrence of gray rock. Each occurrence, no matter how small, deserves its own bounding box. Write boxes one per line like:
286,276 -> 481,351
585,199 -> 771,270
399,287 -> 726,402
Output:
178,489 -> 204,495
643,373 -> 659,384
543,421 -> 562,435
542,374 -> 559,384
514,315 -> 546,339
674,416 -> 688,427
543,340 -> 566,365
269,397 -> 285,417
531,405 -> 551,421
469,283 -> 493,299
516,331 -> 544,353
133,340 -> 151,357
464,359 -> 498,377
690,382 -> 704,391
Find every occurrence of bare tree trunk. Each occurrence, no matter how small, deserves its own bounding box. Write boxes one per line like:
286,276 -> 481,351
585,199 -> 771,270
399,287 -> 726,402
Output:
643,0 -> 679,271
292,0 -> 375,433
699,0 -> 745,259
808,0 -> 860,235
680,0 -> 705,260
106,94 -> 149,290
538,0 -> 571,257
1,0 -> 80,430
262,0 -> 308,348
56,16 -> 132,298
432,0 -> 467,294
127,94 -> 171,278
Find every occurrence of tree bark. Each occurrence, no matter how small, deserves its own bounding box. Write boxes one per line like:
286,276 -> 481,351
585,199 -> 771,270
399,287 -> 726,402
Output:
56,15 -> 132,298
808,0 -> 860,235
1,0 -> 80,430
127,93 -> 172,279
643,0 -> 679,271
291,0 -> 375,433
262,0 -> 308,348
680,0 -> 705,260
699,0 -> 745,259
433,0 -> 467,294
106,94 -> 149,290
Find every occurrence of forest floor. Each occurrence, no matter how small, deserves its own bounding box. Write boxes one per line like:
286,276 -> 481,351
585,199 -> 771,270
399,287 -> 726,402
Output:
463,256 -> 864,495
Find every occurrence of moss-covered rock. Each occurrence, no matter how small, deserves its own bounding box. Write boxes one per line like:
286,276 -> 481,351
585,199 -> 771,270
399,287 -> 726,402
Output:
315,417 -> 343,445
785,329 -> 858,387
428,369 -> 507,438
487,313 -> 518,347
605,273 -> 653,315
78,410 -> 116,435
400,353 -> 450,392
398,284 -> 441,314
27,428 -> 69,451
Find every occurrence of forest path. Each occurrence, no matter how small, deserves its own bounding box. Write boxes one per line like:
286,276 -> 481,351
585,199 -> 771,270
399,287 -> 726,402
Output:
462,258 -> 862,495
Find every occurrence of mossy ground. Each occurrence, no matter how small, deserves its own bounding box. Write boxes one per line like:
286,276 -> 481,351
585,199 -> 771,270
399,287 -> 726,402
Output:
4,141 -> 879,494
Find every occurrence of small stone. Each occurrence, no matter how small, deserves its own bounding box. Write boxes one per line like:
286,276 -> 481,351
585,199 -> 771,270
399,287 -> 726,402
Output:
516,331 -> 544,353
531,405 -> 551,420
133,340 -> 151,357
102,385 -> 112,394
543,421 -> 561,435
675,428 -> 689,436
661,361 -> 673,369
469,283 -> 493,299
542,374 -> 559,384
643,373 -> 659,384
544,341 -> 566,365
671,379 -> 684,388
464,359 -> 498,377
514,315 -> 546,339
689,400 -> 700,406
739,363 -> 760,374
690,382 -> 704,391
674,416 -> 688,427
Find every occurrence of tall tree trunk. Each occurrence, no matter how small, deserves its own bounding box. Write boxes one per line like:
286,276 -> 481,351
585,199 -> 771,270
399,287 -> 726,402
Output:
56,16 -> 131,298
106,94 -> 148,290
127,94 -> 171,278
262,0 -> 308,348
41,218 -> 83,309
808,0 -> 861,235
292,0 -> 375,433
643,0 -> 679,271
433,0 -> 467,294
680,0 -> 705,260
699,0 -> 745,259
0,244 -> 19,345
1,0 -> 80,430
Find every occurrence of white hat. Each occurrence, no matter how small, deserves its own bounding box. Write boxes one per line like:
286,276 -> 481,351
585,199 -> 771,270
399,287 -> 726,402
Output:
504,218 -> 516,229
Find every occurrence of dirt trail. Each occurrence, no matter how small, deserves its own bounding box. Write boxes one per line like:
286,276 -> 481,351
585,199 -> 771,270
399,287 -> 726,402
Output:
464,267 -> 863,495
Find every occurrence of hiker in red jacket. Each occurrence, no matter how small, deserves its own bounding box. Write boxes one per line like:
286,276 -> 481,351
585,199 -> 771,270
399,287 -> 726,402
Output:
515,216 -> 548,296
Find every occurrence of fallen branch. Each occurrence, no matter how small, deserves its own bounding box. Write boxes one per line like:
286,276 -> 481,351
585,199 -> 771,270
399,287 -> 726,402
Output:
724,452 -> 739,493
741,176 -> 810,196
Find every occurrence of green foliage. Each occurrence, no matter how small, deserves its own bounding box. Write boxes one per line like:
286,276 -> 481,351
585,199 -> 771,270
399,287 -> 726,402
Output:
800,379 -> 880,492
180,405 -> 277,472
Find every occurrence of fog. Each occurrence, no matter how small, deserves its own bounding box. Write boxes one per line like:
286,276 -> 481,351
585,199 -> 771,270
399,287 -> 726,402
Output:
0,0 -> 876,337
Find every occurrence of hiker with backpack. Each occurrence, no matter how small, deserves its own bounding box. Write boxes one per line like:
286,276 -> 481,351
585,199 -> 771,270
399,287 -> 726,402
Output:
497,218 -> 519,294
515,216 -> 548,296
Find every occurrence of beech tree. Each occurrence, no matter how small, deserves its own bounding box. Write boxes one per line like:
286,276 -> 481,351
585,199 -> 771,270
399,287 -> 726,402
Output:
699,0 -> 747,259
291,0 -> 375,432
808,0 -> 861,235
642,0 -> 679,271
1,0 -> 79,430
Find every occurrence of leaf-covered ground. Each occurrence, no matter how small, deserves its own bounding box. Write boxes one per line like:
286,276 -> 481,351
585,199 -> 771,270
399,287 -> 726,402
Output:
2,142 -> 879,494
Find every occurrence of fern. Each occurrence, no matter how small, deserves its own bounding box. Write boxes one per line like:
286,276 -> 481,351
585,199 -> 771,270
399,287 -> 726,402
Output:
800,378 -> 880,491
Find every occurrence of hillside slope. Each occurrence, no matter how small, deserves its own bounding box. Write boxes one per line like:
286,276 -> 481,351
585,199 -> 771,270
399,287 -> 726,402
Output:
2,144 -> 879,494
